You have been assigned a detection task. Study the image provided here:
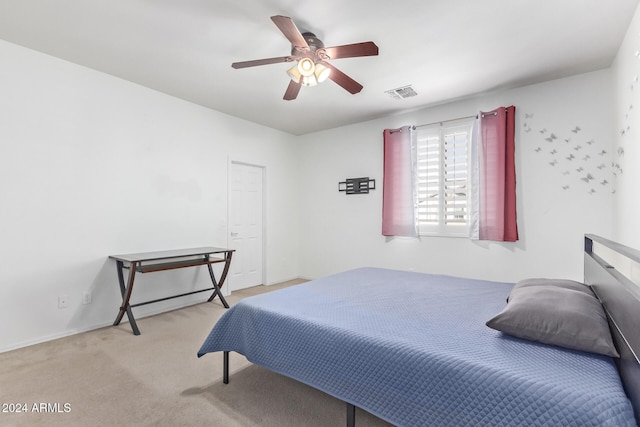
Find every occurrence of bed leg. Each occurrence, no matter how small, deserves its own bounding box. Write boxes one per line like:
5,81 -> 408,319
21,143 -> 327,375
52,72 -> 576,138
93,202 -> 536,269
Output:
346,402 -> 355,427
223,351 -> 229,384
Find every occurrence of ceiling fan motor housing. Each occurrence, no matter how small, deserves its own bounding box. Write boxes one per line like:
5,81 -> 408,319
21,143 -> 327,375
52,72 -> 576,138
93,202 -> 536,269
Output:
292,32 -> 327,61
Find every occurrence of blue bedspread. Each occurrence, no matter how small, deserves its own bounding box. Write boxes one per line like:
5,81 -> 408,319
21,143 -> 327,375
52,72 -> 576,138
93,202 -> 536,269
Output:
198,268 -> 636,426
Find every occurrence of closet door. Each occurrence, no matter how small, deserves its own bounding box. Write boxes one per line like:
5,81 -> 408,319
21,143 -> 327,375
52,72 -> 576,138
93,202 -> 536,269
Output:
228,162 -> 264,291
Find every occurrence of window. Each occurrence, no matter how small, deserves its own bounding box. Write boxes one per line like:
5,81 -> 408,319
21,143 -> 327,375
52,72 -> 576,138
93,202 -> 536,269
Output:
416,118 -> 474,236
383,107 -> 516,241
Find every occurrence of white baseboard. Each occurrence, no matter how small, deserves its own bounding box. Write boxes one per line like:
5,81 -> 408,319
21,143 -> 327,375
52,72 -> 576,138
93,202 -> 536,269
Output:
0,298 -> 210,354
0,320 -> 114,354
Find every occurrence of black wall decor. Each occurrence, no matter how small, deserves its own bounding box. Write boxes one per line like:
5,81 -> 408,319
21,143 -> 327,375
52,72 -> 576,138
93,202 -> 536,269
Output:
339,177 -> 376,194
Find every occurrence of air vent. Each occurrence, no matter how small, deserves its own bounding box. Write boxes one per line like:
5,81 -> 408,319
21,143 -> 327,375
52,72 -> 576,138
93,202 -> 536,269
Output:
385,85 -> 418,99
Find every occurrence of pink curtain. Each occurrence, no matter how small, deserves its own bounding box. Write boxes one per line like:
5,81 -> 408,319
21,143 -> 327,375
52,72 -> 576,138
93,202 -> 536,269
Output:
478,106 -> 518,242
382,126 -> 417,237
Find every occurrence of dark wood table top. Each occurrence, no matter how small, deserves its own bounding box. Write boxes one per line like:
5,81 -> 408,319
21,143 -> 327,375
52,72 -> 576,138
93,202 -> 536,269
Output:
109,247 -> 233,263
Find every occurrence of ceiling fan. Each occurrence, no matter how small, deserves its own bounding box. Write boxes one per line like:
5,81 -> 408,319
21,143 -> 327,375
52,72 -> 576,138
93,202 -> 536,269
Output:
231,15 -> 379,100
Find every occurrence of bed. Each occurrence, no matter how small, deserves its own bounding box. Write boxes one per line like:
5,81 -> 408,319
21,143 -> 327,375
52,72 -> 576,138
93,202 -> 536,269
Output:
198,235 -> 640,426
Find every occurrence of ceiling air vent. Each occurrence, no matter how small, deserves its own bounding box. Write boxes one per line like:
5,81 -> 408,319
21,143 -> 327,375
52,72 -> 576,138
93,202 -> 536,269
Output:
385,85 -> 418,100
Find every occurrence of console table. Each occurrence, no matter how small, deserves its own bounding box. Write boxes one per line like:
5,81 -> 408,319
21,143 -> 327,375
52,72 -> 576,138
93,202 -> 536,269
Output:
109,247 -> 234,335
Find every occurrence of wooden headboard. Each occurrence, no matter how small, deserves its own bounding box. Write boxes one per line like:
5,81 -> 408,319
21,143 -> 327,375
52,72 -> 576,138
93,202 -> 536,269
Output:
584,234 -> 640,425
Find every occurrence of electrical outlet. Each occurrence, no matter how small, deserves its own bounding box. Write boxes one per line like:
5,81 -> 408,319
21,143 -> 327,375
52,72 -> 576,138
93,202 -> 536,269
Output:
82,291 -> 92,305
58,295 -> 68,309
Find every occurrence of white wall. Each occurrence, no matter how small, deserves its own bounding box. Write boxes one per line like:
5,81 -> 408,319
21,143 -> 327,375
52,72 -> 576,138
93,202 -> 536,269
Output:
1,16 -> 634,352
612,3 -> 640,250
297,70 -> 615,283
0,40 -> 299,352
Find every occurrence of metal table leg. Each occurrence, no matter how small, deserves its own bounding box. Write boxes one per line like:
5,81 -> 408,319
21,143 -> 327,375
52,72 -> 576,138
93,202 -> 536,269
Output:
113,260 -> 141,335
207,251 -> 232,308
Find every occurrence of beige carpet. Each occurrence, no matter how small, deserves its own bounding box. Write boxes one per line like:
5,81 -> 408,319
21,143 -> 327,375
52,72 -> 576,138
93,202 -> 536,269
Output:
0,281 -> 393,427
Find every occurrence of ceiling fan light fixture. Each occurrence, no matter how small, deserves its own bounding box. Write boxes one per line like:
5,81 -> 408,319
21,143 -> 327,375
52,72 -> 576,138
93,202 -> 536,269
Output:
297,57 -> 315,77
287,64 -> 302,82
301,75 -> 318,87
289,59 -> 328,87
314,63 -> 331,83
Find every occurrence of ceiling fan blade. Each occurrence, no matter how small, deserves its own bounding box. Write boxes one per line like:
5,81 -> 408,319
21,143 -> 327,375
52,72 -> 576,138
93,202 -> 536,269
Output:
323,62 -> 363,94
323,42 -> 379,60
232,56 -> 295,69
271,15 -> 309,49
283,80 -> 302,100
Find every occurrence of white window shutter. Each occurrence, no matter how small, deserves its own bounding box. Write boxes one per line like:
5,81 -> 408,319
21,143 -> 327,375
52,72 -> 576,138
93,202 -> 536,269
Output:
416,118 -> 473,236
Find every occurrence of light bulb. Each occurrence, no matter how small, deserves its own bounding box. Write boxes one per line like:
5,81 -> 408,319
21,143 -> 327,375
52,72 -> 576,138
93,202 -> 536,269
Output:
297,58 -> 315,77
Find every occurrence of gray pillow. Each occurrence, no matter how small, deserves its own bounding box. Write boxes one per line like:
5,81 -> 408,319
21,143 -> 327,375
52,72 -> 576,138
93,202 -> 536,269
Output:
487,286 -> 619,357
507,278 -> 593,302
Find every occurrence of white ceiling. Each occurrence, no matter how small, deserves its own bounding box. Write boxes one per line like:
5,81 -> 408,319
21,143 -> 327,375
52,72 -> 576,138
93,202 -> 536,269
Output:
0,0 -> 638,135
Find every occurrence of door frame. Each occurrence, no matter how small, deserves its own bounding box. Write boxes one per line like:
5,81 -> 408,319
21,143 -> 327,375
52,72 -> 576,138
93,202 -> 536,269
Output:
226,158 -> 267,293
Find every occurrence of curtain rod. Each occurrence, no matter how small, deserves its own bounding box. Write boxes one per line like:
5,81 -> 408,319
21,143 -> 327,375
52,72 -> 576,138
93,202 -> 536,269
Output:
415,114 -> 476,129
387,110 -> 504,134
415,111 -> 500,129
